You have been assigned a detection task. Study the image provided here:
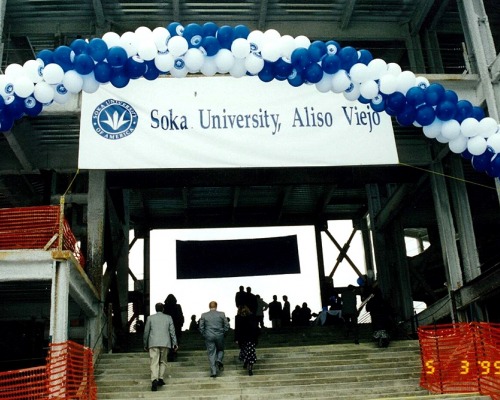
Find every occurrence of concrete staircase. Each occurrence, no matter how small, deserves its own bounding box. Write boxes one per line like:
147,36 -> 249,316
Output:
95,326 -> 491,400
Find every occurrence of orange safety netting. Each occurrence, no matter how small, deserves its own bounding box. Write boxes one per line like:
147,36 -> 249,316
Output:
0,206 -> 85,268
418,322 -> 500,400
0,341 -> 97,400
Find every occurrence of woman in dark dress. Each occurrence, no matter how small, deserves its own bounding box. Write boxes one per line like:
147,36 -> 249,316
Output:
234,305 -> 259,376
163,294 -> 184,361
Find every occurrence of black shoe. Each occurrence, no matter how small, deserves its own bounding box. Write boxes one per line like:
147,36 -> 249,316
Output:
210,374 -> 217,378
248,368 -> 253,376
151,380 -> 158,391
354,339 -> 359,345
216,361 -> 224,371
157,379 -> 165,386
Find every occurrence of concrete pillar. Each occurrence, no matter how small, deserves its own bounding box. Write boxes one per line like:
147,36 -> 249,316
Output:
143,230 -> 151,318
314,223 -> 328,306
49,260 -> 70,344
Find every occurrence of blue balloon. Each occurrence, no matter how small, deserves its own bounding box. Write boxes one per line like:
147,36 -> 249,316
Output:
424,83 -> 445,106
356,277 -> 365,286
435,100 -> 457,121
358,95 -> 371,105
200,36 -> 221,57
406,86 -> 426,107
258,61 -> 275,83
472,106 -> 485,121
74,53 -> 95,75
454,99 -> 473,123
36,49 -> 54,65
274,58 -> 293,80
287,68 -> 304,87
0,110 -> 14,132
461,148 -> 473,160
0,96 -> 5,111
370,95 -> 386,113
202,22 -> 219,37
144,60 -> 160,80
88,38 -> 108,62
321,54 -> 340,74
234,24 -> 250,39
487,154 -> 500,177
386,92 -> 406,113
304,63 -> 323,84
396,103 -> 417,126
472,150 -> 493,172
107,46 -> 128,68
110,67 -> 130,88
443,89 -> 458,104
167,22 -> 184,37
415,104 -> 436,126
325,40 -> 341,55
357,49 -> 373,65
183,23 -> 203,48
338,46 -> 358,70
5,96 -> 25,120
53,45 -> 74,66
70,38 -> 89,55
308,41 -> 327,63
23,97 -> 43,117
291,47 -> 311,70
94,62 -> 112,83
125,56 -> 147,79
216,25 -> 235,49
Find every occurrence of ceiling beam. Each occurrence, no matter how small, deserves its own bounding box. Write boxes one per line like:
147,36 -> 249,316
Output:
91,0 -> 107,33
257,0 -> 268,31
408,0 -> 435,35
339,0 -> 357,30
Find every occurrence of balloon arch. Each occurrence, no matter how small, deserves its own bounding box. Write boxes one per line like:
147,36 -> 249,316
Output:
1,22 -> 500,176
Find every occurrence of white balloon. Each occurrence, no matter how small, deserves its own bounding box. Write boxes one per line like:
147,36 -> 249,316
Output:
170,58 -> 188,78
435,134 -> 450,143
343,83 -> 360,101
423,119 -> 443,139
367,58 -> 387,80
229,58 -> 247,78
121,31 -> 139,57
62,70 -> 83,93
331,70 -> 351,93
359,80 -> 379,99
231,38 -> 251,59
154,53 -> 175,72
184,48 -> 205,72
152,27 -> 171,53
200,56 -> 218,76
52,83 -> 71,104
378,74 -> 398,95
42,63 -> 65,84
315,73 -> 333,93
349,63 -> 370,84
135,26 -> 153,41
294,35 -> 311,49
137,41 -> 157,61
13,76 -> 34,98
478,117 -> 499,138
461,117 -> 480,138
33,81 -> 54,104
247,30 -> 264,53
261,41 -> 281,62
449,135 -> 468,154
280,35 -> 296,59
441,119 -> 461,140
244,53 -> 264,75
5,63 -> 25,79
487,133 -> 500,153
215,49 -> 235,73
102,31 -> 121,48
263,29 -> 281,43
168,36 -> 189,57
415,76 -> 430,90
23,59 -> 44,83
396,70 -> 416,95
467,135 -> 487,155
82,72 -> 100,93
386,62 -> 402,76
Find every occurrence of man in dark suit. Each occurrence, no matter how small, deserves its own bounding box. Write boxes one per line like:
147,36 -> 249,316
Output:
143,302 -> 178,391
199,300 -> 230,378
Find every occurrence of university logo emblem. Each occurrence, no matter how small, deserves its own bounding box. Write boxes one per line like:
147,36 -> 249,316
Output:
92,99 -> 138,140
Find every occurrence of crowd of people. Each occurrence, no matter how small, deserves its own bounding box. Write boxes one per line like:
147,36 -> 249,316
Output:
142,282 -> 392,392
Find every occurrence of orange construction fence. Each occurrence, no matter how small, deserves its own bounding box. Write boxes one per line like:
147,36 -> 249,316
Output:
418,322 -> 500,400
0,341 -> 97,400
0,205 -> 85,268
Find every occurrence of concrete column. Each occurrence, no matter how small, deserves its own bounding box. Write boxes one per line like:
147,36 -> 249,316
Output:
314,223 -> 328,306
143,230 -> 151,318
87,170 -> 106,297
49,260 -> 70,344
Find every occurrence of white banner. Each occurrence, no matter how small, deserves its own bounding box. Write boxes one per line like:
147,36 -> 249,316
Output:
78,76 -> 398,169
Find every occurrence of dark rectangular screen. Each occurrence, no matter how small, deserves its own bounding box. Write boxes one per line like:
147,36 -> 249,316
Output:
176,235 -> 300,279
